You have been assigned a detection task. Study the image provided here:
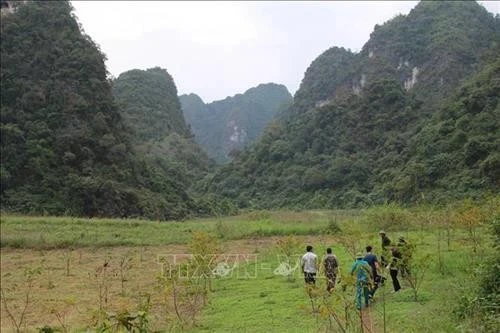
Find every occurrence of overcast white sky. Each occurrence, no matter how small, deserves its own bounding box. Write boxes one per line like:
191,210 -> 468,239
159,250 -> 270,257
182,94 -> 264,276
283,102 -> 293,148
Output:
71,1 -> 500,103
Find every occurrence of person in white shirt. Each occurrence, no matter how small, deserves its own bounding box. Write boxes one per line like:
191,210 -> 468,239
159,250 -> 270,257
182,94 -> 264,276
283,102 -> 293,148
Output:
301,245 -> 318,284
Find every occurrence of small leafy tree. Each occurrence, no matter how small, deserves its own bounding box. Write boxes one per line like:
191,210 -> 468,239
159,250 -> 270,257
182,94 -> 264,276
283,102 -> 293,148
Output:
156,259 -> 208,329
325,217 -> 342,234
337,222 -> 363,258
100,295 -> 150,333
455,199 -> 484,253
305,283 -> 321,317
188,231 -> 221,295
317,273 -> 358,332
92,260 -> 111,327
118,251 -> 134,295
275,235 -> 300,281
434,210 -> 454,274
362,203 -> 409,232
62,248 -> 73,276
49,300 -> 74,333
156,267 -> 184,328
1,266 -> 42,333
455,215 -> 500,332
402,254 -> 432,302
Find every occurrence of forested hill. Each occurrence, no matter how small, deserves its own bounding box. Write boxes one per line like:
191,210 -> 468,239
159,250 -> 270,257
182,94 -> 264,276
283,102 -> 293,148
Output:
113,68 -> 190,141
0,1 -> 221,219
180,83 -> 292,163
208,1 -> 500,209
112,67 -> 217,209
288,1 -> 499,117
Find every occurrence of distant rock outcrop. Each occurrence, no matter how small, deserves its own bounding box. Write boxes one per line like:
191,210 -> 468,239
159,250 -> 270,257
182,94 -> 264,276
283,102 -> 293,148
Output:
180,83 -> 292,163
208,1 -> 500,209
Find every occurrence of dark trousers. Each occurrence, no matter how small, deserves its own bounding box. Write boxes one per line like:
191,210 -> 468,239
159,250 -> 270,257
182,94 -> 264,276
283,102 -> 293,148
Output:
389,269 -> 401,292
371,274 -> 383,296
304,272 -> 316,284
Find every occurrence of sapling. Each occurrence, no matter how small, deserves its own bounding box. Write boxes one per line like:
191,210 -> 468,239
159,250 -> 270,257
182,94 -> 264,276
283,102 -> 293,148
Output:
456,201 -> 483,253
0,266 -> 42,333
62,248 -> 73,276
49,298 -> 75,333
403,254 -> 432,302
275,235 -> 300,282
316,273 -> 361,333
188,231 -> 221,295
93,259 -> 111,327
118,251 -> 134,295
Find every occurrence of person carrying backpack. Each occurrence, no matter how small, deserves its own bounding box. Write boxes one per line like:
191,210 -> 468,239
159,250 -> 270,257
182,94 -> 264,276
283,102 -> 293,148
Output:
379,230 -> 392,266
397,236 -> 413,277
323,247 -> 339,292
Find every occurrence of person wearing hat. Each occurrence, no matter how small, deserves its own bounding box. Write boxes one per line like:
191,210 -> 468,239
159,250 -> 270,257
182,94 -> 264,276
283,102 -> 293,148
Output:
350,252 -> 372,310
379,230 -> 392,266
397,236 -> 412,277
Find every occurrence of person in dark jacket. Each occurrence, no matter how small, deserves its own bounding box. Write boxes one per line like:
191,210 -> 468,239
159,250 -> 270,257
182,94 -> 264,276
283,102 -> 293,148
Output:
387,246 -> 402,292
379,230 -> 392,266
364,245 -> 382,297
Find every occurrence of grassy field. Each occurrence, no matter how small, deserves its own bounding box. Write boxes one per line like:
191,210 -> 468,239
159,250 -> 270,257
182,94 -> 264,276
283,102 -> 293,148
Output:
190,230 -> 486,333
0,201 -> 498,332
0,210 -> 355,249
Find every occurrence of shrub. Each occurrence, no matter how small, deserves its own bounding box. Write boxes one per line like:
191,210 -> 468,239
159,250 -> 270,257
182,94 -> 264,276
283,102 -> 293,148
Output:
325,218 -> 342,234
362,203 -> 410,231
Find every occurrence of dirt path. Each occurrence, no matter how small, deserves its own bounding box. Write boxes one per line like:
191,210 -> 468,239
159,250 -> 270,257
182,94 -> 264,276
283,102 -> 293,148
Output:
361,307 -> 376,333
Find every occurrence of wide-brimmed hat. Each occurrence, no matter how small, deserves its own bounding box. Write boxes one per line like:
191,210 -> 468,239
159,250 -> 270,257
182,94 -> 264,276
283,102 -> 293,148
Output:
379,230 -> 386,235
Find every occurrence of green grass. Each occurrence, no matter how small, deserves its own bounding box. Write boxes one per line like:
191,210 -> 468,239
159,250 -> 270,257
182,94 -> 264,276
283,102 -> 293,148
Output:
190,255 -> 319,333
187,227 -> 492,333
0,210 -> 353,249
1,203 -> 497,332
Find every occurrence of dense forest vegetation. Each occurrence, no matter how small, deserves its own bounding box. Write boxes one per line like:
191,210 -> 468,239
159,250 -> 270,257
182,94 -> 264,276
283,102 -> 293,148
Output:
0,0 -> 498,218
180,84 -> 292,163
208,1 -> 500,209
0,1 -> 229,219
112,67 -> 233,217
113,68 -> 191,141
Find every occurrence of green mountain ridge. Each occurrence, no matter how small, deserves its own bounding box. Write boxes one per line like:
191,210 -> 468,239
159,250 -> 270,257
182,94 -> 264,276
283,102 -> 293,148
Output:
112,66 -> 221,214
0,1 -> 220,219
113,67 -> 190,141
1,0 -> 498,218
289,1 -> 499,117
208,0 -> 500,209
180,83 -> 292,163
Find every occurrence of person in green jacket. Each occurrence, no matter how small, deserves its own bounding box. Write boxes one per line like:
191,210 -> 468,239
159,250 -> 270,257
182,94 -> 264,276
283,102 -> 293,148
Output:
350,253 -> 373,310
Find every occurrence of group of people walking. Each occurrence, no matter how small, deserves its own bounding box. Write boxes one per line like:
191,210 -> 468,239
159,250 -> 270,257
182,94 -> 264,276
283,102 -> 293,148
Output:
300,231 -> 412,310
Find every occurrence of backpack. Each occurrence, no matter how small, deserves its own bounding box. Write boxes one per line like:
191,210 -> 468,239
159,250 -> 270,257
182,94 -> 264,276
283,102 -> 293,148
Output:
324,255 -> 338,273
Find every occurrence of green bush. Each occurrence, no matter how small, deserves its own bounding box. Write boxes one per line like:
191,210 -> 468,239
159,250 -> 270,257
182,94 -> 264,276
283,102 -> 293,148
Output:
361,203 -> 410,231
